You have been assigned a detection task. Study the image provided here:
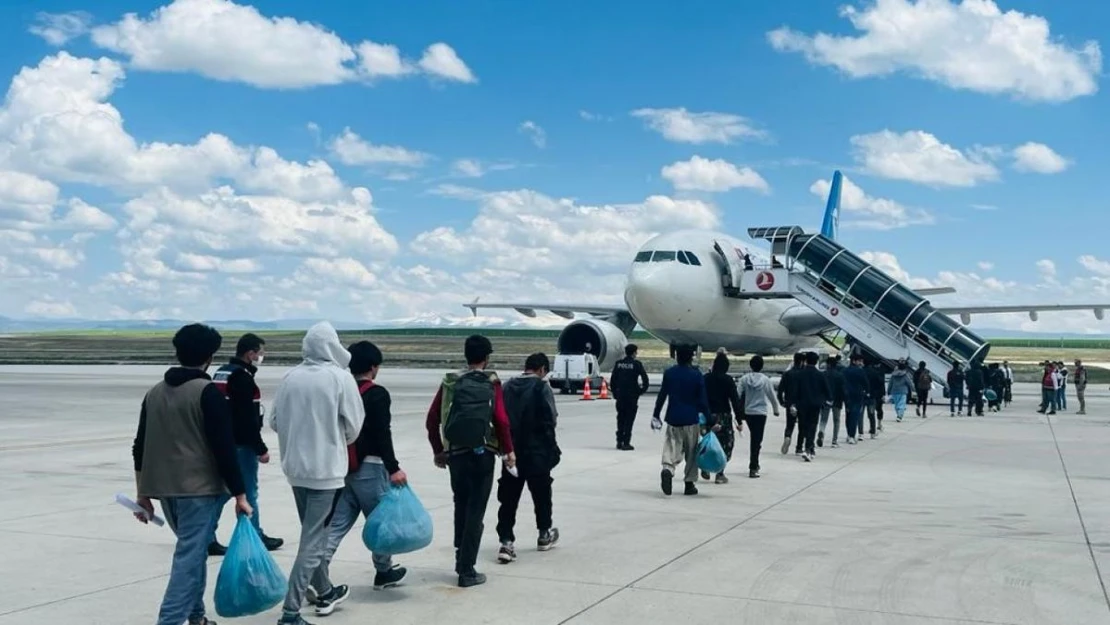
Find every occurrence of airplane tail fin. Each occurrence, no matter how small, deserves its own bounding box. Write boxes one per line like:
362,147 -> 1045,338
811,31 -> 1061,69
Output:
820,170 -> 842,241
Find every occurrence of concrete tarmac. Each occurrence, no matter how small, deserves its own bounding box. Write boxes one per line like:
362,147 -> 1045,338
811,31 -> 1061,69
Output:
1,365 -> 1109,624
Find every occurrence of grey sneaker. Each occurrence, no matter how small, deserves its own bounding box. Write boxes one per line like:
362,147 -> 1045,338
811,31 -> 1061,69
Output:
538,528 -> 560,551
498,541 -> 517,563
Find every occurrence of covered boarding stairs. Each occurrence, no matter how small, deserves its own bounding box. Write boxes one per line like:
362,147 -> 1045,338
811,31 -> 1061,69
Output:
714,226 -> 990,382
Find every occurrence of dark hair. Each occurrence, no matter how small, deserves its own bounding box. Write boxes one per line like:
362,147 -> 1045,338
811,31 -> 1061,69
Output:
625,344 -> 638,358
793,352 -> 805,365
348,341 -> 383,376
676,345 -> 695,365
173,323 -> 222,368
236,333 -> 265,357
805,351 -> 819,366
898,360 -> 908,370
464,334 -> 493,365
749,355 -> 764,372
712,352 -> 730,374
850,353 -> 863,363
918,361 -> 926,369
525,352 -> 550,372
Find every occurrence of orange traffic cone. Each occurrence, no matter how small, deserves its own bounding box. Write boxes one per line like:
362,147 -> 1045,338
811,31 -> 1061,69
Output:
580,378 -> 595,400
599,378 -> 611,400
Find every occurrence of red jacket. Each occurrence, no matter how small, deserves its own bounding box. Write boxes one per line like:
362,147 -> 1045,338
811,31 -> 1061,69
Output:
426,379 -> 514,456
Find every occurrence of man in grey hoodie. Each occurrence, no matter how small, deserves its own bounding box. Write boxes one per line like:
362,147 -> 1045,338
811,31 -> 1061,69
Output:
738,355 -> 780,478
269,322 -> 365,625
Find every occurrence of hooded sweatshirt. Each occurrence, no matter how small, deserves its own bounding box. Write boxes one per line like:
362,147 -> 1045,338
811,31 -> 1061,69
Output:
269,322 -> 365,490
704,354 -> 743,417
887,369 -> 914,396
739,371 -> 779,417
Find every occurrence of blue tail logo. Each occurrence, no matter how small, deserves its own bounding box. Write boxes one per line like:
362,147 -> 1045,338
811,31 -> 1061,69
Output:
820,170 -> 842,241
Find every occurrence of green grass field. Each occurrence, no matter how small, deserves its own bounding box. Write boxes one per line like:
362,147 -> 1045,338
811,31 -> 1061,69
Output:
2,328 -> 1109,382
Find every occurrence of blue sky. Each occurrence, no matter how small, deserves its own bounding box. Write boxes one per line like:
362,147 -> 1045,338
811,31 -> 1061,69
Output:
0,0 -> 1107,332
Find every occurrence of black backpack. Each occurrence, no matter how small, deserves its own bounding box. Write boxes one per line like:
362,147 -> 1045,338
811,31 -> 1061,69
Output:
442,370 -> 495,450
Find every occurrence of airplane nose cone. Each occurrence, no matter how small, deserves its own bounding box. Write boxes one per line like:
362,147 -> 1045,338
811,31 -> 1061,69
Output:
624,265 -> 712,331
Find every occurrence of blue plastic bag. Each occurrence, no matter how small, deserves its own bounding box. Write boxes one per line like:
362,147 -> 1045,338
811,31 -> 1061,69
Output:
214,514 -> 287,618
697,431 -> 727,474
362,484 -> 434,555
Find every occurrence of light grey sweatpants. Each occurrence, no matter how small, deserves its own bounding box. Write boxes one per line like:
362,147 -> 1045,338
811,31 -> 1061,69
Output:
661,424 -> 701,483
283,486 -> 341,616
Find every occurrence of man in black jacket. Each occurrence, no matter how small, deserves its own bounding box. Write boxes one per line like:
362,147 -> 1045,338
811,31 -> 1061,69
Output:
779,352 -> 805,455
497,353 -> 561,564
310,340 -> 408,598
610,344 -> 650,450
818,355 -> 845,449
866,361 -> 886,433
794,351 -> 831,461
966,361 -> 985,417
209,333 -> 282,555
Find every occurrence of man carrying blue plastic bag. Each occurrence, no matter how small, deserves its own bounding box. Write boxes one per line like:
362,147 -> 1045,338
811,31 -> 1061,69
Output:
652,346 -> 713,496
308,340 -> 408,600
131,323 -> 252,625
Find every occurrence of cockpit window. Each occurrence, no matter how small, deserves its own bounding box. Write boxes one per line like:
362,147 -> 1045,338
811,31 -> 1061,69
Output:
650,250 -> 676,262
677,251 -> 689,265
685,251 -> 701,266
634,250 -> 653,263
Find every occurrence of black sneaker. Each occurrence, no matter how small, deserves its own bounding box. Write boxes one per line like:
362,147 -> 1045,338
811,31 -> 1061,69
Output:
261,534 -> 284,551
700,470 -> 710,480
684,482 -> 698,496
623,443 -> 635,451
458,571 -> 487,588
279,614 -> 314,625
314,584 -> 350,616
497,542 -> 517,564
538,528 -> 560,551
188,618 -> 217,625
373,565 -> 407,589
207,541 -> 226,557
749,469 -> 761,478
817,431 -> 824,448
661,469 -> 673,496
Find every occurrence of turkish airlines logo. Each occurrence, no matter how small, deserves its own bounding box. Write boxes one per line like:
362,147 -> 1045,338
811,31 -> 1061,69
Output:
756,271 -> 775,291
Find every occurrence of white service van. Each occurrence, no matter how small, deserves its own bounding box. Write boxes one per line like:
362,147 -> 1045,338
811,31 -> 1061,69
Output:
549,353 -> 604,394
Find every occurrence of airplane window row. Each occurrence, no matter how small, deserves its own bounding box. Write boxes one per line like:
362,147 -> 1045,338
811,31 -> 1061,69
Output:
633,250 -> 702,266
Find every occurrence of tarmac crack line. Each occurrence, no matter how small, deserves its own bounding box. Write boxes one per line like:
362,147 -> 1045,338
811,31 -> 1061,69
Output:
557,417 -> 933,625
1044,413 -> 1110,615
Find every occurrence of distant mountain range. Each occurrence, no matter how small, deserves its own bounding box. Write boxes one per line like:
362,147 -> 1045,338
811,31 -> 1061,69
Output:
0,313 -> 1106,339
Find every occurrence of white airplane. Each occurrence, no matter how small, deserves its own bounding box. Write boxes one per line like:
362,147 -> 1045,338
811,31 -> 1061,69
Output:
466,171 -> 1110,371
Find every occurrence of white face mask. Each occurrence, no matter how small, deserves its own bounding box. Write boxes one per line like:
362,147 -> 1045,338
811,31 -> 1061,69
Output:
254,354 -> 264,366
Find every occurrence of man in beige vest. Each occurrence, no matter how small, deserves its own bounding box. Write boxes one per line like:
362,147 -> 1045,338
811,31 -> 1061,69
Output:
132,323 -> 252,625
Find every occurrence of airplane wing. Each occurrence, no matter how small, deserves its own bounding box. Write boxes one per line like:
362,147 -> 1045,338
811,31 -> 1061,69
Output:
464,299 -> 627,319
937,304 -> 1109,323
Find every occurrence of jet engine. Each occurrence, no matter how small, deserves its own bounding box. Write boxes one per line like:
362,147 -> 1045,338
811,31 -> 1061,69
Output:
557,318 -> 629,371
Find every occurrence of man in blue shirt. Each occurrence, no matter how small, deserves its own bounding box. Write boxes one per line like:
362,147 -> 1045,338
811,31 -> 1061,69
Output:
652,346 -> 713,496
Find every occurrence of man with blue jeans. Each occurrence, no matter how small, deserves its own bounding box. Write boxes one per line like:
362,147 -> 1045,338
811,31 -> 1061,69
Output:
132,323 -> 252,625
209,333 -> 283,555
308,340 -> 408,603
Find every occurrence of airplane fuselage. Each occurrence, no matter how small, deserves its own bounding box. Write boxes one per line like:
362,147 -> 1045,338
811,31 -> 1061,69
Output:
621,229 -> 827,355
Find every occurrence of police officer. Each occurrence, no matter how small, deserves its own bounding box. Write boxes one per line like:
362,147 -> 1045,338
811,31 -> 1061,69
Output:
610,344 -> 650,450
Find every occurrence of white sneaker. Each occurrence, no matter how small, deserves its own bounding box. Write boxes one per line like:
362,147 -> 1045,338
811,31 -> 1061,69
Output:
802,452 -> 812,462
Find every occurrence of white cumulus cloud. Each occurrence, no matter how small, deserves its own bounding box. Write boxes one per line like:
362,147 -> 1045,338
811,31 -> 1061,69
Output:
87,0 -> 475,89
1012,142 -> 1070,174
631,107 -> 767,144
327,128 -> 429,168
810,174 -> 934,230
29,11 -> 93,46
1079,255 -> 1110,277
768,0 -> 1102,102
850,130 -> 1000,187
661,156 -> 770,193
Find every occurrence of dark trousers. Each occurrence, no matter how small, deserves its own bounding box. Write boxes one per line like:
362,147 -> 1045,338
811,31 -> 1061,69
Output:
868,397 -> 884,426
845,401 -> 864,438
783,405 -> 796,438
799,406 -> 820,454
968,389 -> 984,416
448,450 -> 496,574
916,391 -> 930,414
712,412 -> 735,462
615,396 -> 639,445
744,414 -> 766,472
496,467 -> 553,543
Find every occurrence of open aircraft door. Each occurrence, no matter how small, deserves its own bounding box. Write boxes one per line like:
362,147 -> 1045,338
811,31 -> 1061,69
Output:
712,240 -> 747,291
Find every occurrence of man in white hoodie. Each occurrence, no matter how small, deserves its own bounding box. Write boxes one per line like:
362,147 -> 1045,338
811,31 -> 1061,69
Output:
738,356 -> 780,479
269,322 -> 364,625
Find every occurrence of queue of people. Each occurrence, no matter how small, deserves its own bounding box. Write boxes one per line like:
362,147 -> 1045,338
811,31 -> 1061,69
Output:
131,323 -> 1096,624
